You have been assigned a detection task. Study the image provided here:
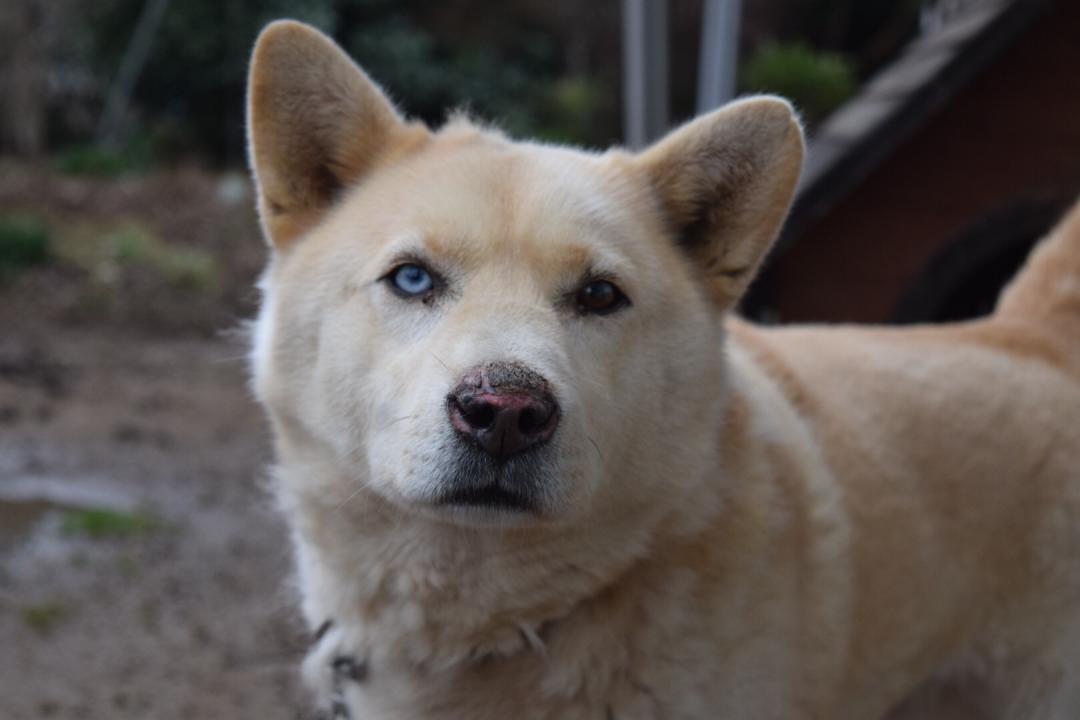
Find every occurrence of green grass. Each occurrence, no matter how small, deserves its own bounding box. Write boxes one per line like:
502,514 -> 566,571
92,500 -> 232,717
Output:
53,220 -> 219,294
21,602 -> 69,636
155,246 -> 218,291
0,213 -> 50,278
103,223 -> 218,291
60,507 -> 158,539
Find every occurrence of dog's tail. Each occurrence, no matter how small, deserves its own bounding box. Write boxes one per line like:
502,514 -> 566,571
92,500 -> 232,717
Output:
995,198 -> 1080,342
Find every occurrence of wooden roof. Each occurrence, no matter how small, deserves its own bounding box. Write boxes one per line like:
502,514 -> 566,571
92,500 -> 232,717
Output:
780,0 -> 1055,251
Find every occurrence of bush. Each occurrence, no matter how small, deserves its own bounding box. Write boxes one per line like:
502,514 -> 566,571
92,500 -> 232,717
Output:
0,213 -> 51,278
55,135 -> 157,178
742,42 -> 856,125
79,0 -> 599,160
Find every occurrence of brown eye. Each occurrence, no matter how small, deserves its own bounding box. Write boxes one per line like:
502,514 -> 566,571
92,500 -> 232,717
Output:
576,279 -> 628,315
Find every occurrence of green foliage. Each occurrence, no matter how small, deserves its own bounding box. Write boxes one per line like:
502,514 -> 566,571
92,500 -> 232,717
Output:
55,135 -> 157,178
105,224 -> 218,291
82,0 -> 336,162
742,42 -> 856,125
0,213 -> 50,278
54,221 -> 219,293
342,11 -> 568,139
155,246 -> 218,291
536,77 -> 603,145
79,0 -> 600,161
22,603 -> 69,636
61,507 -> 158,539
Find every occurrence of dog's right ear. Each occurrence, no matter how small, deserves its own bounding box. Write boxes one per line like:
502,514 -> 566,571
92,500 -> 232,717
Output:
634,97 -> 803,309
247,21 -> 426,249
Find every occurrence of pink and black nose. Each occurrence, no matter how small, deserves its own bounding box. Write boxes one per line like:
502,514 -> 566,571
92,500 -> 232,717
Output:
448,363 -> 559,461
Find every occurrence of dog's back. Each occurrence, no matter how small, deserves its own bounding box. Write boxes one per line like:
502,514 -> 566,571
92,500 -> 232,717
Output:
730,202 -> 1080,718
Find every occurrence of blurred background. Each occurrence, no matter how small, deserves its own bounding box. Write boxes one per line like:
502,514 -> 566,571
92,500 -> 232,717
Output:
0,1 -> 1077,718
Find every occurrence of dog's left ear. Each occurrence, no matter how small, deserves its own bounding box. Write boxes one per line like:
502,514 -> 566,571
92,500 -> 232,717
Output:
636,97 -> 804,308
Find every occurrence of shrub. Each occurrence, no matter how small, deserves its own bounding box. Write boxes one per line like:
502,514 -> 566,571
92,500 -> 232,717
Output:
0,213 -> 50,278
22,603 -> 69,636
55,135 -> 156,178
742,42 -> 856,125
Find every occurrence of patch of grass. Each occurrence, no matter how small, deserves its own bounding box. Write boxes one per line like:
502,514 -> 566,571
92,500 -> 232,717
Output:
0,213 -> 50,278
61,507 -> 158,540
21,602 -> 69,636
155,246 -> 218,291
108,223 -> 157,264
53,220 -> 219,294
56,144 -> 130,177
103,223 -> 218,291
55,136 -> 156,178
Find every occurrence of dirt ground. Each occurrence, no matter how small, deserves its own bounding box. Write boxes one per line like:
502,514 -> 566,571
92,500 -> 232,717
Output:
0,167 -> 310,718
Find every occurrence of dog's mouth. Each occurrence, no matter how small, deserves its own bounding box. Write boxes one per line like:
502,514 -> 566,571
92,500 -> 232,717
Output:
424,437 -> 549,517
438,484 -> 536,513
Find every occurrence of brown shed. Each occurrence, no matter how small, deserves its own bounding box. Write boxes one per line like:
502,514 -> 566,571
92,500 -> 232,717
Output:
744,0 -> 1080,325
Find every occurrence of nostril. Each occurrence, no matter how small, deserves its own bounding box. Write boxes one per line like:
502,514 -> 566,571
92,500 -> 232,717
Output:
459,398 -> 496,430
518,407 -> 537,434
518,404 -> 552,435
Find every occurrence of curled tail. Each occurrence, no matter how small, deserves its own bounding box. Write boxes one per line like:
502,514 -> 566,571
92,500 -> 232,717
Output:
996,198 -> 1080,335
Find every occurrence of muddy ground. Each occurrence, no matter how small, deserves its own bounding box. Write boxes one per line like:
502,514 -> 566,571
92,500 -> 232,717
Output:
0,166 -> 310,719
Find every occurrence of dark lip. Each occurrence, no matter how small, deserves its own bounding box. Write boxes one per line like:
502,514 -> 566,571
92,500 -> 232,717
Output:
438,484 -> 536,513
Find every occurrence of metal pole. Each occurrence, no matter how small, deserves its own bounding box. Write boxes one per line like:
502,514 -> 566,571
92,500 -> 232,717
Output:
622,0 -> 669,148
696,0 -> 741,115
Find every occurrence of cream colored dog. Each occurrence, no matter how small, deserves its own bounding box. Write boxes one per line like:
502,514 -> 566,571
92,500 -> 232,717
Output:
246,21 -> 1080,720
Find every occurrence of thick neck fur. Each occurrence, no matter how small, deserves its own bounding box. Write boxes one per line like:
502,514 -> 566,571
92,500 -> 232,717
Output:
276,448 -> 727,672
276,455 -> 749,720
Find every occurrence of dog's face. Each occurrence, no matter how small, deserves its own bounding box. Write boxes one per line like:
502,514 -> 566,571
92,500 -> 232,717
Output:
247,22 -> 803,528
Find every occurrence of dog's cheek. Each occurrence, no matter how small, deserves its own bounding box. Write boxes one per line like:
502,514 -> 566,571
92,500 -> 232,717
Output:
590,299 -> 723,511
361,350 -> 457,502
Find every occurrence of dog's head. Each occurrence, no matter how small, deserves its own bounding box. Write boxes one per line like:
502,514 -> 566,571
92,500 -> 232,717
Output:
247,22 -> 803,529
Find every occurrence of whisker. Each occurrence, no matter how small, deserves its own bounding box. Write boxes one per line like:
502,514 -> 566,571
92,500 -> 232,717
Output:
430,352 -> 452,373
587,435 -> 604,462
334,485 -> 366,513
383,415 -> 416,430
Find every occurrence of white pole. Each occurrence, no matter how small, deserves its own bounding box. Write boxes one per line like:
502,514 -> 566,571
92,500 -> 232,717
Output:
697,0 -> 741,115
622,0 -> 669,148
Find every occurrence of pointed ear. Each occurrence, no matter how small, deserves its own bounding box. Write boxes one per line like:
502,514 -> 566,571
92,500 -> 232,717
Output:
636,97 -> 804,308
246,20 -> 426,249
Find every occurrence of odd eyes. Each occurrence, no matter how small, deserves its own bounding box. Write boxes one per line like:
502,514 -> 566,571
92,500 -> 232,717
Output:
382,261 -> 630,317
387,263 -> 435,298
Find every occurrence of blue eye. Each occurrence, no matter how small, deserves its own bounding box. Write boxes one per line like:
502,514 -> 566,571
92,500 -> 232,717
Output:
389,263 -> 434,297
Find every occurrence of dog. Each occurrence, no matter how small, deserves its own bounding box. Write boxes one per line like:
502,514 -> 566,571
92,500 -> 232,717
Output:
245,20 -> 1080,719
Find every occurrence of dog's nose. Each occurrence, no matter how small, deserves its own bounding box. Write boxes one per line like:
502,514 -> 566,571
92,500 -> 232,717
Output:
448,363 -> 559,461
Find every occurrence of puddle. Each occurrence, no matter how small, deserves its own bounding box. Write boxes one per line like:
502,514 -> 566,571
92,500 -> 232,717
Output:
0,475 -> 136,551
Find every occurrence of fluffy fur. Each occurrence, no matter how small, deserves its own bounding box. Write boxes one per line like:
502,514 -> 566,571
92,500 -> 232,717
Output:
246,21 -> 1080,719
